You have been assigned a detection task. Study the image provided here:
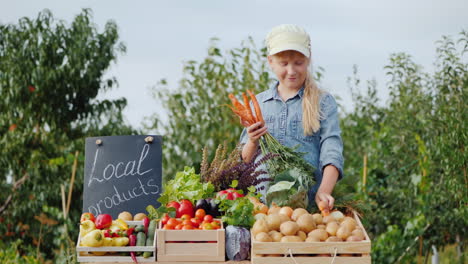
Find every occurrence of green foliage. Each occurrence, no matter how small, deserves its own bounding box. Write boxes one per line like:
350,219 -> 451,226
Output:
341,31 -> 468,263
0,240 -> 41,264
0,9 -> 135,262
157,166 -> 214,205
146,38 -> 273,181
218,186 -> 258,228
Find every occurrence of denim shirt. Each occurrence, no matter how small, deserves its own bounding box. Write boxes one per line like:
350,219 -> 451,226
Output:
240,83 -> 344,199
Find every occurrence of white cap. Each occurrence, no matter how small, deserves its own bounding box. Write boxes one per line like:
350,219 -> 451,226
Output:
265,24 -> 311,58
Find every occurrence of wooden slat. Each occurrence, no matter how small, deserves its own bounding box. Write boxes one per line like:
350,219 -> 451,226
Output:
163,229 -> 219,241
251,256 -> 371,264
252,241 -> 371,254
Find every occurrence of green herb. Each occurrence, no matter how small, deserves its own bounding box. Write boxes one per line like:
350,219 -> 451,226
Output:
218,185 -> 260,228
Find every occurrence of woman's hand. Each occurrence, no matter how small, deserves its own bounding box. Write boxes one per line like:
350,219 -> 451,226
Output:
315,191 -> 335,215
246,121 -> 268,145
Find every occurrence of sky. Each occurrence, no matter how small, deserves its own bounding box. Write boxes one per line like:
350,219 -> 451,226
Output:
1,0 -> 467,130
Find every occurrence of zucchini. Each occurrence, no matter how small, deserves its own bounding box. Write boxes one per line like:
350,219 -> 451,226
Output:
136,231 -> 146,247
134,224 -> 145,233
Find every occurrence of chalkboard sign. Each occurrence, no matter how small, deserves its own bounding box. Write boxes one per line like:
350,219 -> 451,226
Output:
83,135 -> 162,218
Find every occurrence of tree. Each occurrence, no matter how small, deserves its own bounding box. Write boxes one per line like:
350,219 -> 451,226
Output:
341,31 -> 467,263
0,9 -> 135,262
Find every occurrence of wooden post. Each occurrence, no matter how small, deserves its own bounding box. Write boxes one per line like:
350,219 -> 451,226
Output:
362,154 -> 368,192
66,151 -> 79,216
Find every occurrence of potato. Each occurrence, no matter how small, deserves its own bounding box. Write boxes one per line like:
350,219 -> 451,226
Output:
252,219 -> 269,237
268,203 -> 281,215
280,221 -> 299,236
311,213 -> 323,225
317,224 -> 326,230
268,230 -> 279,236
296,231 -> 307,241
336,226 -> 351,240
341,218 -> 357,231
281,236 -> 303,242
308,229 -> 328,241
325,236 -> 343,242
255,213 -> 267,221
279,206 -> 293,218
306,236 -> 320,242
322,215 -> 336,224
265,214 -> 281,231
278,214 -> 291,224
133,213 -> 147,221
330,210 -> 344,222
346,235 -> 363,242
291,208 -> 309,221
326,222 -> 339,236
296,214 -> 316,233
254,203 -> 269,215
351,229 -> 365,240
118,211 -> 133,221
271,232 -> 284,242
255,232 -> 272,242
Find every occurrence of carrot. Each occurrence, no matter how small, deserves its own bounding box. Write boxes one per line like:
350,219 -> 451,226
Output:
228,94 -> 245,111
242,92 -> 256,123
247,90 -> 264,125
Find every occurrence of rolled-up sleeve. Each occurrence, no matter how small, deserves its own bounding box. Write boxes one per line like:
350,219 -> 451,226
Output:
319,93 -> 344,180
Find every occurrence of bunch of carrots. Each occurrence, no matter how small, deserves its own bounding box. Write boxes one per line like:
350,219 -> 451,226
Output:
228,90 -> 312,173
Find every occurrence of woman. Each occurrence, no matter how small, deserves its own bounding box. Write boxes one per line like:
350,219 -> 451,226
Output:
240,24 -> 344,214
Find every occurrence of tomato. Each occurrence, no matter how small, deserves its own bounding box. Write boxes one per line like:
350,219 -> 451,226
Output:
182,220 -> 192,226
174,224 -> 183,230
177,201 -> 194,218
190,218 -> 201,228
201,223 -> 213,230
180,214 -> 191,221
95,214 -> 112,229
167,218 -> 180,227
195,209 -> 206,219
203,215 -> 213,223
182,224 -> 194,230
80,212 -> 95,223
164,224 -> 175,230
161,214 -> 170,225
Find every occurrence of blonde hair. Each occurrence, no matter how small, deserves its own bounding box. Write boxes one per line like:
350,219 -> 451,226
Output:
302,72 -> 323,135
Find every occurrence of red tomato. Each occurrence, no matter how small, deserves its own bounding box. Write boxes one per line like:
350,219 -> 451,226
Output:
182,224 -> 194,230
167,218 -> 180,227
174,224 -> 183,230
195,209 -> 206,219
161,214 -> 170,225
95,214 -> 112,229
80,212 -> 95,223
201,223 -> 213,230
180,214 -> 191,221
182,220 -> 192,226
190,218 -> 201,228
164,224 -> 175,230
177,202 -> 194,218
203,215 -> 213,223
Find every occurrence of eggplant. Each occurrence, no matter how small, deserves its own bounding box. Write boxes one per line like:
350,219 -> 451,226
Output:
195,198 -> 210,213
209,198 -> 220,217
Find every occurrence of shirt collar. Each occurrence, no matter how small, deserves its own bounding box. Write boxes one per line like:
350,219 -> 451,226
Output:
262,81 -> 305,103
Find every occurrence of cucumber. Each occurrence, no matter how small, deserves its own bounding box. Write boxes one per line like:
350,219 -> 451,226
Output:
143,251 -> 152,258
147,220 -> 157,240
135,224 -> 145,233
136,231 -> 146,247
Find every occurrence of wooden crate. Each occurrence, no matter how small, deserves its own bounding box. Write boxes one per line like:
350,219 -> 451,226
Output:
251,211 -> 371,264
76,220 -> 156,263
156,219 -> 225,263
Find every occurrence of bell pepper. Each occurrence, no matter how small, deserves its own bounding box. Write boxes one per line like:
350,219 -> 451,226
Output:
81,229 -> 104,247
102,229 -> 113,238
126,227 -> 135,236
112,237 -> 129,247
91,237 -> 113,256
80,212 -> 96,223
80,220 -> 96,236
95,214 -> 113,229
